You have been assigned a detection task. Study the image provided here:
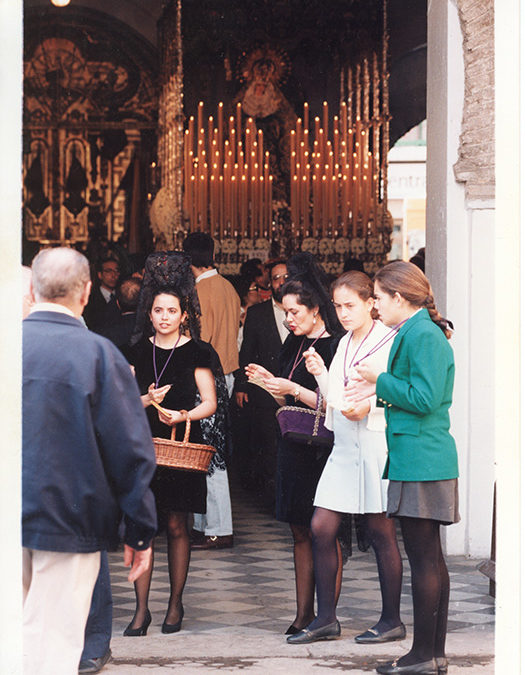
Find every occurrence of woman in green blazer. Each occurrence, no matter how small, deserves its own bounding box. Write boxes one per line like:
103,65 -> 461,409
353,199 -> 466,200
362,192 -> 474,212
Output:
349,261 -> 458,675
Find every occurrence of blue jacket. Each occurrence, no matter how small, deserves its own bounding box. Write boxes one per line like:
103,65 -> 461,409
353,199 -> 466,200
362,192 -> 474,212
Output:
376,309 -> 459,481
23,311 -> 157,553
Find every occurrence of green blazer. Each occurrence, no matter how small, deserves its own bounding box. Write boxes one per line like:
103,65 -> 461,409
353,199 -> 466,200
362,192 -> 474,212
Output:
376,309 -> 458,481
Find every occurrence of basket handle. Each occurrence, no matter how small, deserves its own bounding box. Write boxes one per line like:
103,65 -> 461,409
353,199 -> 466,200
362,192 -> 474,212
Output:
170,410 -> 192,442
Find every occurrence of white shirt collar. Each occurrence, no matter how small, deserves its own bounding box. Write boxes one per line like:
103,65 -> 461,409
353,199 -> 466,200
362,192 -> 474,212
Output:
272,298 -> 288,343
195,268 -> 218,283
99,286 -> 113,302
30,302 -> 76,318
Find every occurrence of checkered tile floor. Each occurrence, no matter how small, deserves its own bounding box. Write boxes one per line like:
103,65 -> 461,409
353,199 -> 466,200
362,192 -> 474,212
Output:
108,479 -> 495,638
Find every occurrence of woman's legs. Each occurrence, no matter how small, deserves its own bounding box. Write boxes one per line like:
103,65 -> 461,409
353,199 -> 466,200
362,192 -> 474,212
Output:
288,523 -> 316,630
164,511 -> 190,625
395,516 -> 449,666
365,512 -> 403,631
128,545 -> 154,629
309,507 -> 343,628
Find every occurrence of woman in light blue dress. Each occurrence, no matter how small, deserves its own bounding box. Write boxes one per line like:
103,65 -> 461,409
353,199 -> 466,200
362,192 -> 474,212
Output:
288,271 -> 404,645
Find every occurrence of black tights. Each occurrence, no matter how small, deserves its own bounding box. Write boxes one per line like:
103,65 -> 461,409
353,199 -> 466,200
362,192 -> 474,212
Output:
288,522 -> 343,630
129,511 -> 189,628
396,516 -> 450,666
310,507 -> 402,630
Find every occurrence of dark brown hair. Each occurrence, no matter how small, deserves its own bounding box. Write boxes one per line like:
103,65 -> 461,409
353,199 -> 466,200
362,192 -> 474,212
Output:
331,270 -> 378,320
374,261 -> 453,339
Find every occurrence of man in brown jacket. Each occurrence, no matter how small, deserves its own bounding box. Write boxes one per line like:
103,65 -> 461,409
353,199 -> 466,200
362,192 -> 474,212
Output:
183,232 -> 240,549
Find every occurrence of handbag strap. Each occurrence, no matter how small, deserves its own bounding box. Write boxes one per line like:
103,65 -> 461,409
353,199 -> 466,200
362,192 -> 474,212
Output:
170,410 -> 192,442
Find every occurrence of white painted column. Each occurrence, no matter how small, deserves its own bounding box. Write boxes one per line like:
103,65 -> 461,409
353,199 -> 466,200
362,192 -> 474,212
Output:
494,0 -> 523,671
426,0 -> 495,557
0,1 -> 23,672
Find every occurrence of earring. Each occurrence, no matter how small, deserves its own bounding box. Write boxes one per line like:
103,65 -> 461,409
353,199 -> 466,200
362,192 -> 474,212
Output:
313,314 -> 317,325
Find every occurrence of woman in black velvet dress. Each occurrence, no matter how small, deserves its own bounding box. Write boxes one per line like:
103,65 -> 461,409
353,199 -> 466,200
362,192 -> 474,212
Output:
246,252 -> 342,637
124,287 -> 216,636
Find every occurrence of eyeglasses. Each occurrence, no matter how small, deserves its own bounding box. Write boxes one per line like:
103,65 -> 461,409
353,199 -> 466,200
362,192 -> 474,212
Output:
101,267 -> 119,276
248,286 -> 258,292
272,273 -> 288,281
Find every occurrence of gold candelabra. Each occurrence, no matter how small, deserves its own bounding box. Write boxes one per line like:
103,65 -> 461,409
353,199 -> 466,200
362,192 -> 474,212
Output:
183,101 -> 273,238
290,50 -> 389,239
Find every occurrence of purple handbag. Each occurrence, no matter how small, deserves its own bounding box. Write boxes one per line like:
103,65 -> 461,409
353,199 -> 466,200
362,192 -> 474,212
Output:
275,391 -> 334,448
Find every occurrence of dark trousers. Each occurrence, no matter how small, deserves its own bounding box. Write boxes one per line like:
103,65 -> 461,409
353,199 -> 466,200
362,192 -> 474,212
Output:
80,551 -> 112,660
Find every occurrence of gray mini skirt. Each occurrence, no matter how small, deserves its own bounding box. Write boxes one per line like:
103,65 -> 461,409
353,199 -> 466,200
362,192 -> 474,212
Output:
386,478 -> 460,525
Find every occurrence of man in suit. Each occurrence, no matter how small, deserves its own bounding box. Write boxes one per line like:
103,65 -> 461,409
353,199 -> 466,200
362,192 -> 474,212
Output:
98,276 -> 140,350
83,256 -> 121,332
235,259 -> 288,505
183,232 -> 240,550
23,247 -> 157,675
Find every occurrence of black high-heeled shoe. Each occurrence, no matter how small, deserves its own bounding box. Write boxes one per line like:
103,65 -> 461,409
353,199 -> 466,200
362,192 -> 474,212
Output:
161,605 -> 184,634
123,609 -> 151,636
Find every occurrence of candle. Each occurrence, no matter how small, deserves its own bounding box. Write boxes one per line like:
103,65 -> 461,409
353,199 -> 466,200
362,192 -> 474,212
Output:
197,102 -> 204,138
303,102 -> 309,133
322,101 -> 329,135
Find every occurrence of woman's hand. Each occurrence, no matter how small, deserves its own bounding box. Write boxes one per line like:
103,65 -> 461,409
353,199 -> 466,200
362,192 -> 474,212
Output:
355,362 -> 381,384
264,376 -> 295,397
157,408 -> 186,427
345,376 -> 376,402
146,383 -> 171,406
245,363 -> 274,381
341,398 -> 371,421
303,349 -> 326,377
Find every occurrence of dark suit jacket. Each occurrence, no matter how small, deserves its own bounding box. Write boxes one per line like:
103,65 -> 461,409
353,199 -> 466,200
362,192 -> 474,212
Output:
83,285 -> 121,332
236,300 -> 285,408
98,312 -> 136,349
23,311 -> 157,553
376,309 -> 459,481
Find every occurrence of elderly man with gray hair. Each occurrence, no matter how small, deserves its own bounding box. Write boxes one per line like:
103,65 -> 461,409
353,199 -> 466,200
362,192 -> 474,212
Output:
23,247 -> 157,675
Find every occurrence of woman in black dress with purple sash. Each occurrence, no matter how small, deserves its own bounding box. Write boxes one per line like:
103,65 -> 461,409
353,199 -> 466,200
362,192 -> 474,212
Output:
123,254 -> 217,636
246,253 -> 342,637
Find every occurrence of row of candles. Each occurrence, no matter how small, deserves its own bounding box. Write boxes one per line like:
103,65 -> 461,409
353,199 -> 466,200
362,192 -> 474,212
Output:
290,55 -> 386,237
183,101 -> 273,237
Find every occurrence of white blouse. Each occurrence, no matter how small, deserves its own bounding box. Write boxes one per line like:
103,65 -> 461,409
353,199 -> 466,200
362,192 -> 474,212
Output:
316,320 -> 393,433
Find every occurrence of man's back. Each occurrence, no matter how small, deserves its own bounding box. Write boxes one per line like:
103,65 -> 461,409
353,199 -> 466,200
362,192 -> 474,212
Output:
196,273 -> 240,376
23,310 -> 156,553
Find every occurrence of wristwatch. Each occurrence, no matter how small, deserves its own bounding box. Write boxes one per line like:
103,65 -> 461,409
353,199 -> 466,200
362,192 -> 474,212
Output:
293,387 -> 300,401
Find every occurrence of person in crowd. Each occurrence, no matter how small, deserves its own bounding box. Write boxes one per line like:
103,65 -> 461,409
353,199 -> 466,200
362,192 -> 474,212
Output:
22,247 -> 157,675
98,276 -> 141,349
240,257 -> 271,301
123,252 -> 217,636
235,259 -> 288,504
288,271 -> 404,645
245,252 -> 342,636
183,232 -> 239,550
409,247 -> 425,272
83,256 -> 121,331
348,260 -> 458,675
232,273 -> 261,346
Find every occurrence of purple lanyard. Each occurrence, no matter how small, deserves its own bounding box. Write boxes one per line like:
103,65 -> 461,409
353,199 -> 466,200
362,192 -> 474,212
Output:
343,322 -> 376,386
153,333 -> 181,388
343,318 -> 409,385
287,330 -> 327,381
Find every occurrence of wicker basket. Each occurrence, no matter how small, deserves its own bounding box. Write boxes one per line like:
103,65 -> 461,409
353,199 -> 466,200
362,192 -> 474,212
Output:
153,411 -> 215,473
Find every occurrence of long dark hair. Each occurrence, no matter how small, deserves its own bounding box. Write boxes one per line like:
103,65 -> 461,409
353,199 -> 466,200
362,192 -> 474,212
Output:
374,261 -> 453,338
282,252 -> 343,336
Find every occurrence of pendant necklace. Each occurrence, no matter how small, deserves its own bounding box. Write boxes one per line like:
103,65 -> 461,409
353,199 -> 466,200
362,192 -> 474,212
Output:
153,332 -> 182,388
288,328 -> 327,380
343,322 -> 376,386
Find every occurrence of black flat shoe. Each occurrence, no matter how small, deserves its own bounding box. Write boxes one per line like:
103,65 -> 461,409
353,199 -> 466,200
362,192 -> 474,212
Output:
286,620 -> 341,644
161,606 -> 184,634
355,623 -> 406,644
123,609 -> 151,637
285,624 -> 301,635
376,657 -> 437,674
